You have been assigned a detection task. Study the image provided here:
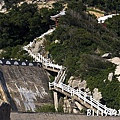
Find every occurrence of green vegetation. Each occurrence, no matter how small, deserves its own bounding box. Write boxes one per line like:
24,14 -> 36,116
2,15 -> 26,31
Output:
87,8 -> 105,14
0,45 -> 33,61
35,104 -> 55,113
0,0 -> 120,111
106,15 -> 120,37
45,0 -> 120,110
58,105 -> 64,113
83,0 -> 120,13
4,0 -> 24,9
35,104 -> 63,113
0,3 -> 52,49
0,1 -> 63,59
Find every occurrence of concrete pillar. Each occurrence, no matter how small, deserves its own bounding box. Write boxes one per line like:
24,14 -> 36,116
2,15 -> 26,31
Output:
53,91 -> 58,112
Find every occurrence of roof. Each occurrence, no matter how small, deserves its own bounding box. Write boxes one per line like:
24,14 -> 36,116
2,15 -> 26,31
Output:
50,10 -> 65,20
98,14 -> 119,23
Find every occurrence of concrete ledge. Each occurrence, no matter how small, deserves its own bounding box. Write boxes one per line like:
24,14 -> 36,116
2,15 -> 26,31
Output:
10,113 -> 120,120
0,59 -> 42,67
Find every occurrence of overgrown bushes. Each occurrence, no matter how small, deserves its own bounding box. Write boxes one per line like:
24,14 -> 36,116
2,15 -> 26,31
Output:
45,0 -> 120,110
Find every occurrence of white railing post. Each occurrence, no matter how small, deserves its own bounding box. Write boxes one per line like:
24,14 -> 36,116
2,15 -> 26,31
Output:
111,109 -> 117,116
67,85 -> 70,93
78,89 -> 81,99
76,89 -> 79,95
24,32 -> 115,116
49,82 -> 52,89
71,89 -> 73,96
90,96 -> 93,108
61,83 -> 63,92
104,105 -> 108,116
84,93 -> 86,103
118,109 -> 120,116
97,101 -> 100,111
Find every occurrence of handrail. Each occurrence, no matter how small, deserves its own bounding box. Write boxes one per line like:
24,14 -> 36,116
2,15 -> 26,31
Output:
23,29 -> 115,116
49,82 -> 114,115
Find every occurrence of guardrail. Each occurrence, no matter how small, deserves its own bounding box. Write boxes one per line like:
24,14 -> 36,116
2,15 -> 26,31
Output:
49,82 -> 115,116
23,29 -> 116,116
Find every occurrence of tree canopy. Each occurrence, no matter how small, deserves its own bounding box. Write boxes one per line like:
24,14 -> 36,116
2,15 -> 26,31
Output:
83,0 -> 120,13
45,0 -> 120,110
0,0 -> 120,110
0,2 -> 55,49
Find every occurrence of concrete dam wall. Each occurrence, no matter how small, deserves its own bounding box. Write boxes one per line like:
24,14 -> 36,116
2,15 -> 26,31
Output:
0,63 -> 53,112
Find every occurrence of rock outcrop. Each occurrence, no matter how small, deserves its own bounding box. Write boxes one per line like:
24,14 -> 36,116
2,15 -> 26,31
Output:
108,57 -> 120,82
66,77 -> 102,113
92,88 -> 102,102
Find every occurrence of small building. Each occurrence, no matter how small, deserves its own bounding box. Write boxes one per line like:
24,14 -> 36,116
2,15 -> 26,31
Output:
50,10 -> 65,26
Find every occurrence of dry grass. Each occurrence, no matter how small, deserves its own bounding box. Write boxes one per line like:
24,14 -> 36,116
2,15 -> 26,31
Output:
87,8 -> 104,18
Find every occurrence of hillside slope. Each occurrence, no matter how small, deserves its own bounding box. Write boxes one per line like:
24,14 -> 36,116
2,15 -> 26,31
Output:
45,0 -> 120,110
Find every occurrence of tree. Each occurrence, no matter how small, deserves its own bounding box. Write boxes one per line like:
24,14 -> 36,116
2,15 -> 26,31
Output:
0,2 -> 53,49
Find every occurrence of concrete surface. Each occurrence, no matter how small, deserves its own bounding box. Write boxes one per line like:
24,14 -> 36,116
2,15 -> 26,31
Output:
10,113 -> 120,120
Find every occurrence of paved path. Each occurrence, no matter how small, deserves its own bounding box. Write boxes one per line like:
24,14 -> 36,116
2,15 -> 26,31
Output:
11,113 -> 120,120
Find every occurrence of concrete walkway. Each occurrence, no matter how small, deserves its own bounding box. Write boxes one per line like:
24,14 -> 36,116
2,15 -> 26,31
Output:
10,113 -> 120,120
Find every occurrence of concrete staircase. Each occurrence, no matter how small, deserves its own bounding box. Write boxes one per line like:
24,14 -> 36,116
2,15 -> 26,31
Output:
23,29 -> 118,116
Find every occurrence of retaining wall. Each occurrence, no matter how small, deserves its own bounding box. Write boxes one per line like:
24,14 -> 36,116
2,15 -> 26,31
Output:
10,113 -> 120,120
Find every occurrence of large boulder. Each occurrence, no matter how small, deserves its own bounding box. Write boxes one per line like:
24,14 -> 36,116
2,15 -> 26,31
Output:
63,97 -> 72,113
108,72 -> 113,81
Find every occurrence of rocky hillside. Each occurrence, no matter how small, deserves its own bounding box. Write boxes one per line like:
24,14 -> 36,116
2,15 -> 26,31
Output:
0,0 -> 120,113
45,0 -> 120,110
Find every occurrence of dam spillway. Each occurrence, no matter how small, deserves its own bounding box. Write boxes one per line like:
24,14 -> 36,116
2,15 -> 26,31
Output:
0,61 -> 53,112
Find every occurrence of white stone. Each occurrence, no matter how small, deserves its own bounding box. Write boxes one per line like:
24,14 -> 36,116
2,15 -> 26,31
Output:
73,108 -> 79,114
55,40 -> 60,43
108,72 -> 113,81
68,76 -> 74,86
69,76 -> 74,80
115,65 -> 120,75
93,88 -> 102,102
108,57 -> 120,82
72,80 -> 80,89
108,57 -> 120,65
116,76 -> 120,82
68,79 -> 72,86
85,88 -> 91,95
85,88 -> 90,93
78,80 -> 87,90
